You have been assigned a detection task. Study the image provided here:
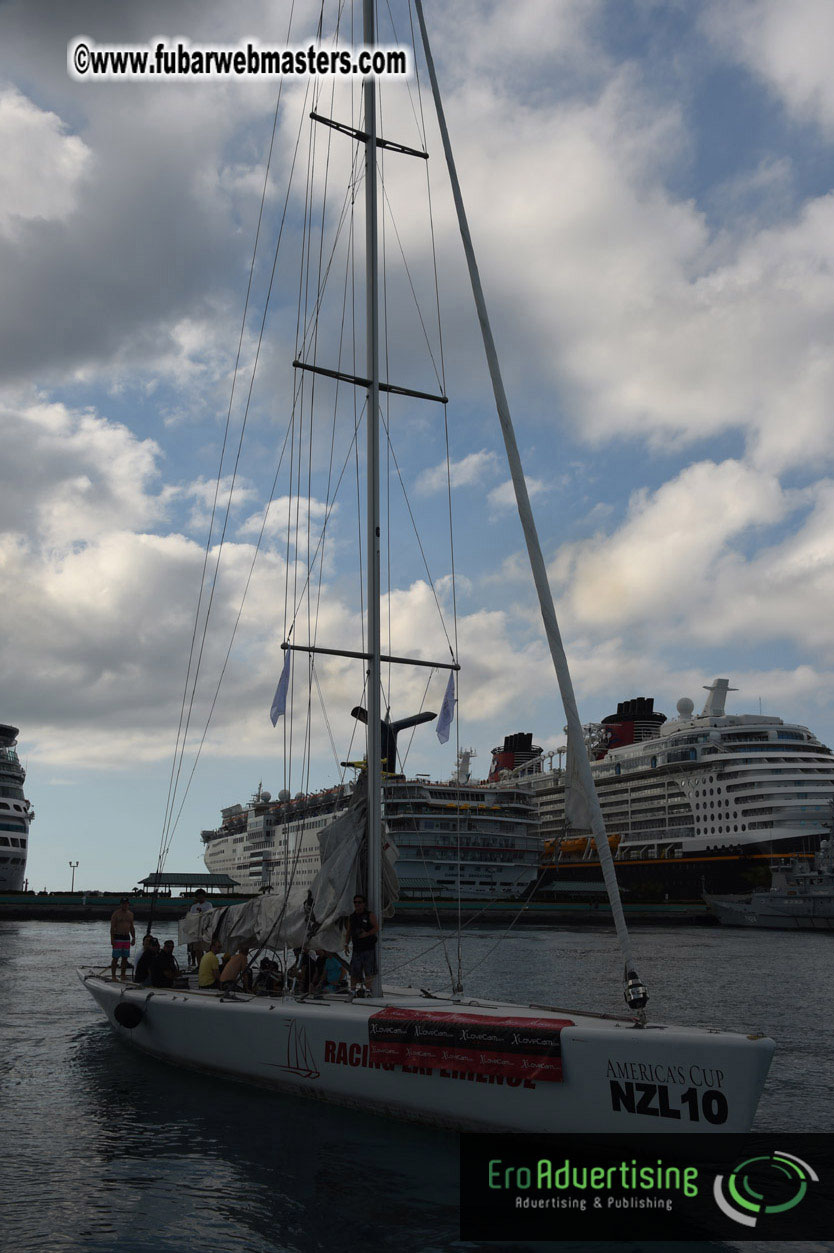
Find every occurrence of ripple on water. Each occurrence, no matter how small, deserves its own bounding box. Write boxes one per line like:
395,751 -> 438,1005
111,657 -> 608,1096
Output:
2,919 -> 833,1251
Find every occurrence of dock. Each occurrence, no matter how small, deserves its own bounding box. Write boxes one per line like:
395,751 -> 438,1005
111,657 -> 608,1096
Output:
0,892 -> 714,926
0,893 -> 245,922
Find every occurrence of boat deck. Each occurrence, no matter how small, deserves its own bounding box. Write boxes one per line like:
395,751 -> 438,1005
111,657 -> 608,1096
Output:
83,966 -> 719,1033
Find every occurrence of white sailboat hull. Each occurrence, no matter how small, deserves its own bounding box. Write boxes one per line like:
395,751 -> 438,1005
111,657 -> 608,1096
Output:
80,971 -> 773,1133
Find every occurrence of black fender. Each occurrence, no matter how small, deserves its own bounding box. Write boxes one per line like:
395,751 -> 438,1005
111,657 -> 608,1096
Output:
114,1001 -> 144,1029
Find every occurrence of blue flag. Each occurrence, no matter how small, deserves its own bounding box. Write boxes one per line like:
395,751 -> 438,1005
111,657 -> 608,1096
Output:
436,671 -> 456,744
269,650 -> 291,726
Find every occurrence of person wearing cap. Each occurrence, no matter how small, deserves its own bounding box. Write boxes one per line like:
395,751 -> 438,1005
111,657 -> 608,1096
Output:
109,897 -> 135,981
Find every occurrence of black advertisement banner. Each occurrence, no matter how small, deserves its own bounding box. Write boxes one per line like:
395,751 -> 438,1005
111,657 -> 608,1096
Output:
460,1133 -> 834,1241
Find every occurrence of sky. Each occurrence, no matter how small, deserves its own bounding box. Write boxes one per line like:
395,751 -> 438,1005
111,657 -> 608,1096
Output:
5,0 -> 834,891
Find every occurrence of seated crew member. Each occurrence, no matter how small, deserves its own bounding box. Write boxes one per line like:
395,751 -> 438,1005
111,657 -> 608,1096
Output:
253,958 -> 284,996
150,939 -> 180,988
198,939 -> 223,989
321,950 -> 348,992
219,944 -> 252,992
133,935 -> 159,985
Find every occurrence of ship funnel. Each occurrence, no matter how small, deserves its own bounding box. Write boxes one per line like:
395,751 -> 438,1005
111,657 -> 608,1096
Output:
701,678 -> 738,718
351,706 -> 436,774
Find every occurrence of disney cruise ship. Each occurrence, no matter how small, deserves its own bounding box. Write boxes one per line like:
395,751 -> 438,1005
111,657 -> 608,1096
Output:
0,723 -> 33,892
505,679 -> 834,903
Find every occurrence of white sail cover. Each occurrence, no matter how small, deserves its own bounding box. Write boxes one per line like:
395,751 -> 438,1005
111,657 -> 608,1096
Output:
178,788 -> 398,954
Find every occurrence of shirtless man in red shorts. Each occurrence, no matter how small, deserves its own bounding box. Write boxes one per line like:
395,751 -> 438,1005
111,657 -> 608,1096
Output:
110,897 -> 136,981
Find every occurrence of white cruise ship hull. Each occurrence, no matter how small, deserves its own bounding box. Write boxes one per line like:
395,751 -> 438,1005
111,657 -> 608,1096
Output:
80,971 -> 773,1133
0,723 -> 32,892
527,680 -> 834,904
203,777 -> 541,902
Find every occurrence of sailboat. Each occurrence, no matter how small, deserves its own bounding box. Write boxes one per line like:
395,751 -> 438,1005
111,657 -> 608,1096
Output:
80,0 -> 774,1133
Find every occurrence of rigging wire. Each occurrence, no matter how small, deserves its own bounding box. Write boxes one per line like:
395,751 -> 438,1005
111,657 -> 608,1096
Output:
161,414 -> 297,852
156,89 -> 323,863
378,412 -> 456,660
152,1 -> 303,909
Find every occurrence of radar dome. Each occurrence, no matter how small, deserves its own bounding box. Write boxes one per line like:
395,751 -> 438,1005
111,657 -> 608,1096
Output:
278,789 -> 291,802
676,697 -> 695,718
260,790 -> 271,802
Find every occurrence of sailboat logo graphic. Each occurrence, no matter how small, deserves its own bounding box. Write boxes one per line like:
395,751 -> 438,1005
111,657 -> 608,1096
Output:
267,1018 -> 320,1080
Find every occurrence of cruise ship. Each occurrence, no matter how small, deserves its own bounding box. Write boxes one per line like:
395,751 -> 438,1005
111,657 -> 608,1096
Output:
0,723 -> 33,891
499,679 -> 834,903
202,750 -> 541,901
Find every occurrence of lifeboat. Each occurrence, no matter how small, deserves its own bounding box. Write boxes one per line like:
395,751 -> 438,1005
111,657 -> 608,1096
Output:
545,833 -> 621,861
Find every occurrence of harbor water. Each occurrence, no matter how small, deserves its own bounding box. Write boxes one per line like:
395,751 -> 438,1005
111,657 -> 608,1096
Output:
2,918 -> 833,1252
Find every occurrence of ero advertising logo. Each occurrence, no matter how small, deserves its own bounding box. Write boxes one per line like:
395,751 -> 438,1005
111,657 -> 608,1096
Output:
460,1134 -> 832,1242
713,1150 -> 818,1228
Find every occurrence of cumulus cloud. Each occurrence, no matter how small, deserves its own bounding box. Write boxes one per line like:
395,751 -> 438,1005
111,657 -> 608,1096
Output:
415,450 -> 498,495
181,475 -> 258,533
5,0 -> 834,795
403,10 -> 834,476
0,87 -> 92,237
558,460 -> 787,628
536,460 -> 834,677
0,394 -> 166,545
487,476 -> 546,512
704,0 -> 834,133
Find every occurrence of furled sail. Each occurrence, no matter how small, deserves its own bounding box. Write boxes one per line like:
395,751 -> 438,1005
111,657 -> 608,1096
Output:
179,783 -> 398,955
563,731 -> 592,832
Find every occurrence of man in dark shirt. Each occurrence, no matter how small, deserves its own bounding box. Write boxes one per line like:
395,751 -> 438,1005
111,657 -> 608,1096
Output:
150,939 -> 179,988
344,893 -> 378,996
133,935 -> 159,984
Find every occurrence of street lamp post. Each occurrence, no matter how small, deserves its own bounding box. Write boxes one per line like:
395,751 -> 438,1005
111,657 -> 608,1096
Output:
69,860 -> 79,892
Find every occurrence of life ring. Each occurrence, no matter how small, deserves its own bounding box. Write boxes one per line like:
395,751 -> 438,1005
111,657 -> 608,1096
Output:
114,1001 -> 144,1029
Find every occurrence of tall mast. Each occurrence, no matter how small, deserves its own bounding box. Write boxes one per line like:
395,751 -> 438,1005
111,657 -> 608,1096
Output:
364,0 -> 382,993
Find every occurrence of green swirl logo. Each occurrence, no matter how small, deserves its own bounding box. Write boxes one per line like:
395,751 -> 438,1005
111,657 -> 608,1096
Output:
713,1151 -> 818,1228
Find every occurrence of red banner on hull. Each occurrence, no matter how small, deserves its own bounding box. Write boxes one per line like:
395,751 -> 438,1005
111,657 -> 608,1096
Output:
368,1008 -> 573,1082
